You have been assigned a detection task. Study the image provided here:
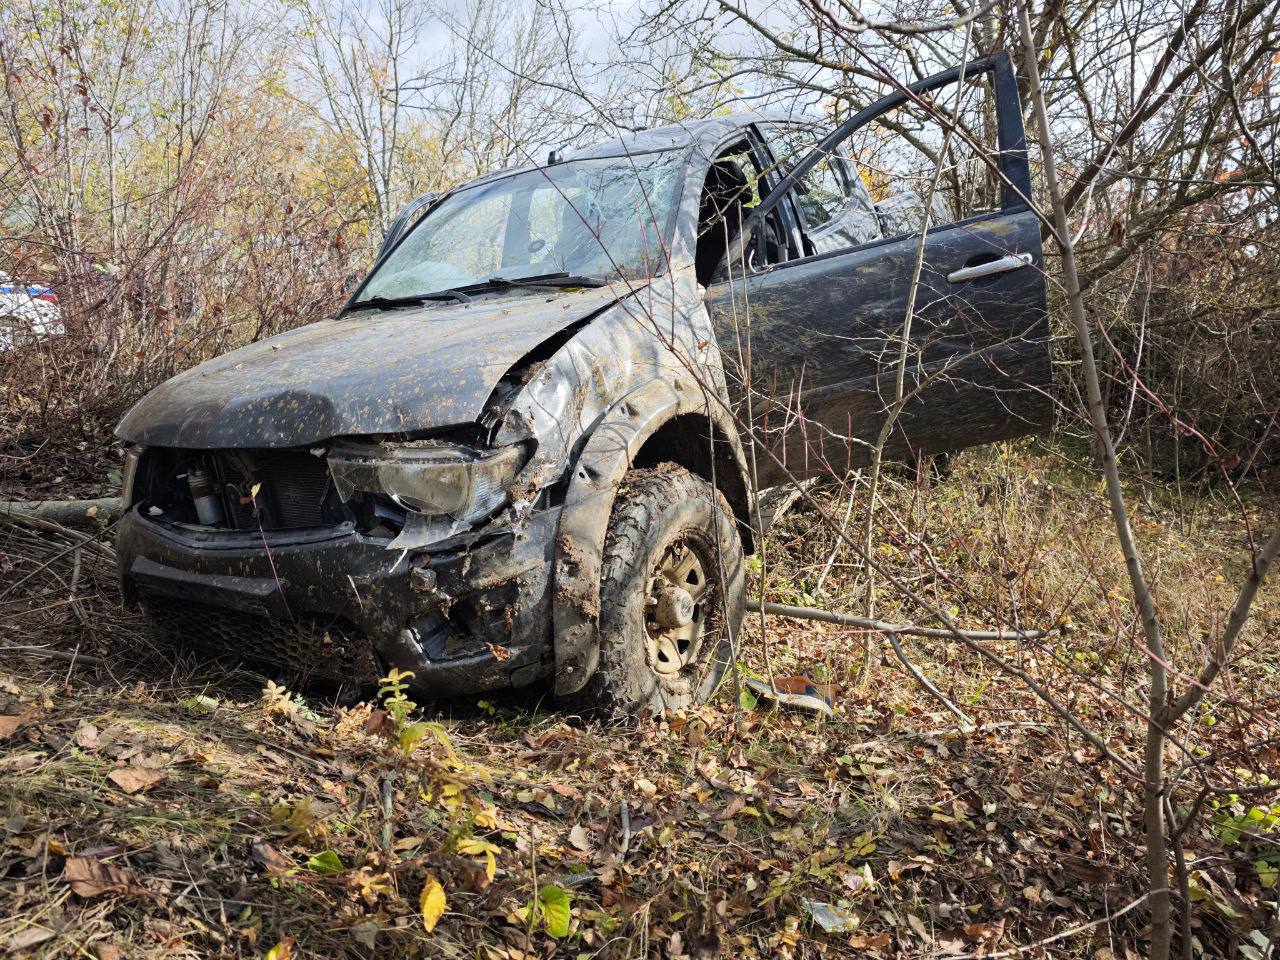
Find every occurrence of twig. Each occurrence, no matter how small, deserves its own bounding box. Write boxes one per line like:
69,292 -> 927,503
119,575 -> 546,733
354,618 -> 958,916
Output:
881,626 -> 972,727
619,799 -> 632,856
0,518 -> 122,602
0,645 -> 107,666
63,645 -> 82,685
939,892 -> 1153,959
746,599 -> 979,726
1164,795 -> 1195,960
380,772 -> 395,856
1017,1 -> 1180,952
69,548 -> 83,596
814,471 -> 860,595
746,599 -> 1053,641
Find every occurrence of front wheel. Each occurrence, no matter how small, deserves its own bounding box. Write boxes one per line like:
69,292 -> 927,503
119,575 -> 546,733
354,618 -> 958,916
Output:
577,464 -> 745,716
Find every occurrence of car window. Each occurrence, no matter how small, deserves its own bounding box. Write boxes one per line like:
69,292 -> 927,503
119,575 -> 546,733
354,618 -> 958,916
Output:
763,124 -> 882,254
697,139 -> 792,285
765,125 -> 847,227
841,72 -> 1004,238
360,151 -> 684,300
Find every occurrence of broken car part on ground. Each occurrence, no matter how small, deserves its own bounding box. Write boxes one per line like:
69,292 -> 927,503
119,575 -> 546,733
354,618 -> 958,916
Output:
113,53 -> 1052,714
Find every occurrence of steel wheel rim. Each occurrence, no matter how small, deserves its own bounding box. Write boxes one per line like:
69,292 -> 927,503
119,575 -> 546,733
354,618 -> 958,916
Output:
644,536 -> 713,677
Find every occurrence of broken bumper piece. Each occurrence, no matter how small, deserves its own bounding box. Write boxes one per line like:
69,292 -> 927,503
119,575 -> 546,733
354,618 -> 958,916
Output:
116,504 -> 557,696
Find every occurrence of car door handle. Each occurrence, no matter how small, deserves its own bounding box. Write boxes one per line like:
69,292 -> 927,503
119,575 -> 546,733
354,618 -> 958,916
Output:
947,251 -> 1033,284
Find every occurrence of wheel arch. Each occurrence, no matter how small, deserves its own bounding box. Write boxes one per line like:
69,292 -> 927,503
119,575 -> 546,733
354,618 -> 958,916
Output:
631,413 -> 754,552
551,378 -> 753,695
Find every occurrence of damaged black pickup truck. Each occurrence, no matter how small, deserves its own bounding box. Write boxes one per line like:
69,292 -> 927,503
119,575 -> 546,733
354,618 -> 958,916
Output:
115,53 -> 1051,714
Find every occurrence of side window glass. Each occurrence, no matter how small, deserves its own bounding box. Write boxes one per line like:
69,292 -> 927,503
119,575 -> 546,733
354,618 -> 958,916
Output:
843,72 -> 1002,238
766,126 -> 846,227
798,161 -> 848,228
765,125 -> 882,252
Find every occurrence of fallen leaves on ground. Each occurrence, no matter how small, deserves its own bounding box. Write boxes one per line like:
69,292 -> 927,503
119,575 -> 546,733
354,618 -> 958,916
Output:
249,839 -> 293,875
63,857 -> 146,898
0,707 -> 35,739
106,765 -> 165,794
72,720 -> 100,750
5,927 -> 56,951
2,448 -> 1276,958
420,875 -> 446,932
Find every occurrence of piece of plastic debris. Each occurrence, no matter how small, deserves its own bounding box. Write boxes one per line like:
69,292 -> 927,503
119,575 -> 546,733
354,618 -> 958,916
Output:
744,676 -> 835,716
801,898 -> 859,933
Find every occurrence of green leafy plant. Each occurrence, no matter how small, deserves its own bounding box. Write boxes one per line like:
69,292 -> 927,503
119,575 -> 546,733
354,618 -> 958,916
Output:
379,668 -> 417,732
1211,799 -> 1280,846
377,669 -> 464,763
513,883 -> 573,938
538,884 -> 572,938
1256,858 -> 1278,889
533,883 -> 572,938
305,849 -> 344,874
261,680 -> 321,723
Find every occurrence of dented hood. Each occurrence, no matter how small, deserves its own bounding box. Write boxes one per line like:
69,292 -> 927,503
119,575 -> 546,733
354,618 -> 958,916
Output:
116,284 -> 627,448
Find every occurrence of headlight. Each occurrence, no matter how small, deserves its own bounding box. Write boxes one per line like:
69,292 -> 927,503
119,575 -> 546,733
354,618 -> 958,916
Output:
326,440 -> 526,524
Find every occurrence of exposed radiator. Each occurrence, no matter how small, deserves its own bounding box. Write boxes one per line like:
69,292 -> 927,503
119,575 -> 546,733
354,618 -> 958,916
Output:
224,450 -> 335,529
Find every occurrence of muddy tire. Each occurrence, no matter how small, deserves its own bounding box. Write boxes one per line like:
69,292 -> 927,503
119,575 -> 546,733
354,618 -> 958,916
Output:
575,463 -> 745,716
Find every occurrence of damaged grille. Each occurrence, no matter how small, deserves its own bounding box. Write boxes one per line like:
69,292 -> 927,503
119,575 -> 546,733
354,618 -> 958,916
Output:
141,593 -> 379,684
138,447 -> 357,532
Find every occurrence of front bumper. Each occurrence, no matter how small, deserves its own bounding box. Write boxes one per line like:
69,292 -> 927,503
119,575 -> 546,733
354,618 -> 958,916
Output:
117,505 -> 557,696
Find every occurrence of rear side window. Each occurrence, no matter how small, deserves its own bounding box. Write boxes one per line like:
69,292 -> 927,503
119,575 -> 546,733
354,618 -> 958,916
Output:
763,124 -> 882,252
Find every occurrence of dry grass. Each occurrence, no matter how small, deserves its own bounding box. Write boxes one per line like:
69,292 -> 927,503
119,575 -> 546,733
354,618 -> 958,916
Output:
1,441 -> 1278,958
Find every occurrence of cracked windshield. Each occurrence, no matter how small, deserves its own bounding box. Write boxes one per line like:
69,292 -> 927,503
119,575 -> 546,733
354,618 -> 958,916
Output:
360,151 -> 684,299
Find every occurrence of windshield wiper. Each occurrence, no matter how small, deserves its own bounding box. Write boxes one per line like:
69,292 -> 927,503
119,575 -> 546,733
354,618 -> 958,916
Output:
347,289 -> 473,313
347,273 -> 605,313
478,272 -> 607,291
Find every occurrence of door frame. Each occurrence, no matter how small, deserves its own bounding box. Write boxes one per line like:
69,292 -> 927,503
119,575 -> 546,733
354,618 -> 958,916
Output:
741,51 -> 1032,259
697,125 -> 810,275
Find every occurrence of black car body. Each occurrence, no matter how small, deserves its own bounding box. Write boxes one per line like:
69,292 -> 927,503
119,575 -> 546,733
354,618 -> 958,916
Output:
115,53 -> 1051,704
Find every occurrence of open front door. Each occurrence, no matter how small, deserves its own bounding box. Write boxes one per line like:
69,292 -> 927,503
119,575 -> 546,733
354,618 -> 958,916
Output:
705,52 -> 1052,488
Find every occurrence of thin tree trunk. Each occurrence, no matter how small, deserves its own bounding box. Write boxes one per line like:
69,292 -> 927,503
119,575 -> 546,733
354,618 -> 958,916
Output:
1015,4 -> 1171,957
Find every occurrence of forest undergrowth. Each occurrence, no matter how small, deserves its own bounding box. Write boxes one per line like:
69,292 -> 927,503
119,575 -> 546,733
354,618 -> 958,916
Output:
2,442 -> 1277,959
